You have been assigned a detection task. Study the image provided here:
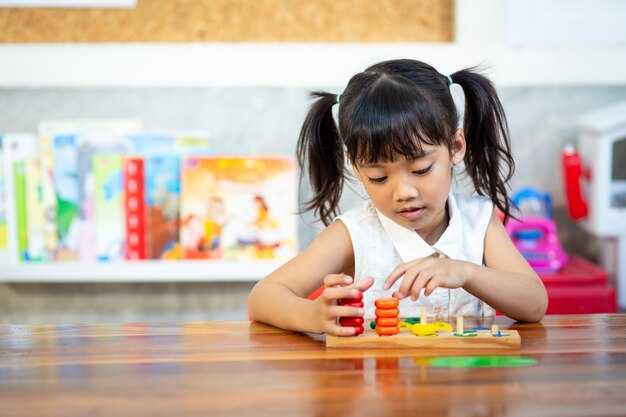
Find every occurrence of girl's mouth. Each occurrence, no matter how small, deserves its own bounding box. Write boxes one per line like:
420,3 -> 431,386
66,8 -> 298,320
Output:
397,207 -> 424,220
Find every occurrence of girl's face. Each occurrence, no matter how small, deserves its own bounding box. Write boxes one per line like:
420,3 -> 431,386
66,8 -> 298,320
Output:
352,130 -> 465,241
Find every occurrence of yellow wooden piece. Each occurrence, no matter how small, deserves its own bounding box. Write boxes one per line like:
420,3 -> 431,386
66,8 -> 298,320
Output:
411,323 -> 437,337
432,321 -> 454,331
398,321 -> 413,331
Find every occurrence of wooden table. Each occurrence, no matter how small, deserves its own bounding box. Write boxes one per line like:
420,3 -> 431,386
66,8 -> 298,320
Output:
1,314 -> 626,417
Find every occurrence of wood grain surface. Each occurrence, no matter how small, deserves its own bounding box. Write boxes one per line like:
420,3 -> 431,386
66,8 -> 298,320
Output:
0,0 -> 454,43
1,314 -> 626,417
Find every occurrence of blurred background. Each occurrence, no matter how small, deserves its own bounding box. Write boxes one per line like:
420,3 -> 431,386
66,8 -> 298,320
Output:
0,0 -> 625,323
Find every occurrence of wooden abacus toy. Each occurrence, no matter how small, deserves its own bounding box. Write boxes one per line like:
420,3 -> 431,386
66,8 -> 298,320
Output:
327,299 -> 520,349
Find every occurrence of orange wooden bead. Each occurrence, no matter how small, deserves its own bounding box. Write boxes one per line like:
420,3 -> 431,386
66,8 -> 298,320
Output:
375,298 -> 399,309
375,308 -> 400,318
375,325 -> 400,336
376,317 -> 400,327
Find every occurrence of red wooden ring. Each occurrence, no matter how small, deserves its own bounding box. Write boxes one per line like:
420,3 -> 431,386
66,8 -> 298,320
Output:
338,301 -> 364,308
339,317 -> 365,327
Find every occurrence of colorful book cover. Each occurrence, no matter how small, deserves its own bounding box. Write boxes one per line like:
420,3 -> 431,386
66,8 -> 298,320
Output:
77,132 -> 131,261
39,134 -> 58,262
13,161 -> 28,261
123,157 -> 146,260
0,137 -> 6,264
126,131 -> 209,261
24,157 -> 44,262
93,153 -> 125,262
52,134 -> 80,261
1,133 -> 39,263
145,156 -> 181,260
180,156 -> 297,261
39,119 -> 144,261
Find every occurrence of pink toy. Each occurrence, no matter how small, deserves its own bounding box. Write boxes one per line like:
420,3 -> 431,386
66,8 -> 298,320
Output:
505,217 -> 568,274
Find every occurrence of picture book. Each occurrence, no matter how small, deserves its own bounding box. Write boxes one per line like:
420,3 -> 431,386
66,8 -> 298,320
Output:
52,134 -> 81,260
24,156 -> 44,261
39,134 -> 58,261
77,132 -> 130,261
13,161 -> 27,261
144,155 -> 181,260
93,153 -> 125,262
0,137 -> 6,264
123,157 -> 145,260
1,133 -> 39,263
180,156 -> 297,261
39,119 -> 143,261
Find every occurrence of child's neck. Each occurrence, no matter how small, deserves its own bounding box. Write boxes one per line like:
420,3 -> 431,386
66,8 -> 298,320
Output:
416,204 -> 450,246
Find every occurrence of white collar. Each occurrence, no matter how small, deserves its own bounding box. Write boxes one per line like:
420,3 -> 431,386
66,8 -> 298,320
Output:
375,192 -> 462,262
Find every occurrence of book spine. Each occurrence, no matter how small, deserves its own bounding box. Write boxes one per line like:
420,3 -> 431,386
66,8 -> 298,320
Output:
124,157 -> 145,260
0,137 -> 7,263
93,154 -> 125,262
24,157 -> 44,262
13,161 -> 28,261
39,135 -> 59,261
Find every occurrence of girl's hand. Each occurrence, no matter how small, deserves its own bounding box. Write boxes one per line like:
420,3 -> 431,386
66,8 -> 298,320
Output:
314,274 -> 374,336
383,257 -> 473,301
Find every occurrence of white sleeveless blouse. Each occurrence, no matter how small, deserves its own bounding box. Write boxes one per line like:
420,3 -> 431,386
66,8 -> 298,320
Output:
336,192 -> 494,319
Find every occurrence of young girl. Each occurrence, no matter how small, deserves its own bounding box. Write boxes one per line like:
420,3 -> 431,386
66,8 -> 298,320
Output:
248,59 -> 548,336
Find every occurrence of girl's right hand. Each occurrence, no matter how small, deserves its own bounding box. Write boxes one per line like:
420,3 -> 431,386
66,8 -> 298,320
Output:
314,274 -> 374,336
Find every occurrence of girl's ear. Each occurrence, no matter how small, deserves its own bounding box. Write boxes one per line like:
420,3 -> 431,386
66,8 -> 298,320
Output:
451,129 -> 466,165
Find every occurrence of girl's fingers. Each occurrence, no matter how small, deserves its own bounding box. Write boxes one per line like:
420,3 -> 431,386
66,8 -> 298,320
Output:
323,274 -> 352,288
328,305 -> 364,318
410,271 -> 435,300
396,262 -> 430,298
383,264 -> 407,290
424,274 -> 441,296
323,286 -> 362,303
326,323 -> 358,337
349,276 -> 375,292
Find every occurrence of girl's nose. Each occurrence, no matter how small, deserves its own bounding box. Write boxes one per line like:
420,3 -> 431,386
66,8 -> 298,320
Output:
393,179 -> 419,202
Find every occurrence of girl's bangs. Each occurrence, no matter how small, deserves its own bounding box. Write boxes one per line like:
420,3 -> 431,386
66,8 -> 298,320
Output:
343,80 -> 452,165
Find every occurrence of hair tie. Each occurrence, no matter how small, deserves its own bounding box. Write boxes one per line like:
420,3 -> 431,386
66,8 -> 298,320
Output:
336,93 -> 342,104
446,75 -> 454,86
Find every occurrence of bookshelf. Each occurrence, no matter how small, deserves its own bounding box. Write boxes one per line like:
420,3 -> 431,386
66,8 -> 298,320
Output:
0,260 -> 284,282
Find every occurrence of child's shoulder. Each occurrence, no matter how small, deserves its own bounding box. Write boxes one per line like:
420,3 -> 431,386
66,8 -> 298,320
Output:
453,192 -> 492,210
336,199 -> 378,224
452,192 -> 493,230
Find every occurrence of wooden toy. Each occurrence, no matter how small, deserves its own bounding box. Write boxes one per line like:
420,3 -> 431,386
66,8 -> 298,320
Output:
374,297 -> 400,336
337,292 -> 365,336
327,298 -> 520,349
326,323 -> 521,348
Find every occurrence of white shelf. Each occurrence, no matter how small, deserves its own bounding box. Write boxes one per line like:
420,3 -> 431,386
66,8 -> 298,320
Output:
0,260 -> 284,283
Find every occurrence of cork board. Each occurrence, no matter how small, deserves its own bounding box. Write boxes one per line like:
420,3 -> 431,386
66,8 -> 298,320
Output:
0,0 -> 454,43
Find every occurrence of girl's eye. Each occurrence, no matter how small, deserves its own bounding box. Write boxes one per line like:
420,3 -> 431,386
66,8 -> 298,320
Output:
413,164 -> 433,175
367,176 -> 387,184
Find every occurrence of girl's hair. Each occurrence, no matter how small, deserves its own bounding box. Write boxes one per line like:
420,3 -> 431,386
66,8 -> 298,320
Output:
297,59 -> 515,226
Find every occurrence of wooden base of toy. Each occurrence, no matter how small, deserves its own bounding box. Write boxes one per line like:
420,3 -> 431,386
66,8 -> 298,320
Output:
326,327 -> 521,349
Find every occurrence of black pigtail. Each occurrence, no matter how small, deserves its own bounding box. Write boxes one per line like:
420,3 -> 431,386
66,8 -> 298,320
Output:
450,68 -> 515,223
296,92 -> 346,226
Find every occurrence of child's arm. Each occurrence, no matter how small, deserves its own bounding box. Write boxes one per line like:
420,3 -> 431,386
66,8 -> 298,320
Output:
248,220 -> 374,335
383,211 -> 548,322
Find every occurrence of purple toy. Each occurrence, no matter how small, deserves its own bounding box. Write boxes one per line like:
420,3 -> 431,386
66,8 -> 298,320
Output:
505,217 -> 568,274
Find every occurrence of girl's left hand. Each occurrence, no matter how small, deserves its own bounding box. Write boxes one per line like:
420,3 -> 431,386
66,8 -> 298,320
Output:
383,256 -> 474,301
